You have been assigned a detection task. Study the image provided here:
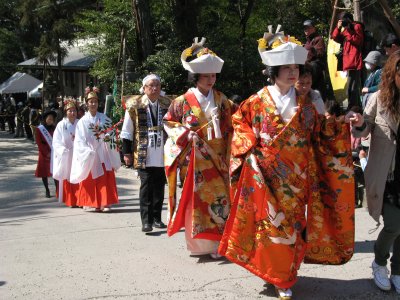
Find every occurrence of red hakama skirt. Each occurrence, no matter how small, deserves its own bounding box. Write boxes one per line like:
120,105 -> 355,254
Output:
76,164 -> 118,208
62,180 -> 80,207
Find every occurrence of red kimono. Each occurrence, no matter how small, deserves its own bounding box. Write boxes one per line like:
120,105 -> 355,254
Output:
219,87 -> 355,288
163,89 -> 236,244
35,125 -> 55,177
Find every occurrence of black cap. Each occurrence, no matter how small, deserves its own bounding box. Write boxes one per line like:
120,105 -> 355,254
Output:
303,20 -> 314,27
381,33 -> 400,48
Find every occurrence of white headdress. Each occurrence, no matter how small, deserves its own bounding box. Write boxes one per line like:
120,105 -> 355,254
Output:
257,25 -> 308,66
181,37 -> 224,74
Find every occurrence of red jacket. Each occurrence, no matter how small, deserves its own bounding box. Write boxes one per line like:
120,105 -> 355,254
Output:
332,23 -> 364,71
35,126 -> 54,177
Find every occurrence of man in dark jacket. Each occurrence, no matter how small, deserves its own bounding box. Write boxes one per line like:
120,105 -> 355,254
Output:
303,19 -> 328,100
332,12 -> 364,109
22,103 -> 33,140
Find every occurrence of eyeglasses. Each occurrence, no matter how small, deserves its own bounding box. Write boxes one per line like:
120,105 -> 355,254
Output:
145,84 -> 160,89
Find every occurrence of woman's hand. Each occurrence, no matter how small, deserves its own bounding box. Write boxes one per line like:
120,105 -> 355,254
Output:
187,131 -> 198,142
345,111 -> 364,127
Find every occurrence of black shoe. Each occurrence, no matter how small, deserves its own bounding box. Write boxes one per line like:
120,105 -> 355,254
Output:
153,220 -> 167,229
45,190 -> 50,198
142,224 -> 153,232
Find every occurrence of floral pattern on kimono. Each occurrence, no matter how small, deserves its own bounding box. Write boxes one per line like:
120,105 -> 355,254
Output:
219,87 -> 355,289
163,89 -> 236,241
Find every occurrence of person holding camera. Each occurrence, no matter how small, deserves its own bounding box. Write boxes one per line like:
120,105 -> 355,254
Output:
332,12 -> 364,109
347,50 -> 400,293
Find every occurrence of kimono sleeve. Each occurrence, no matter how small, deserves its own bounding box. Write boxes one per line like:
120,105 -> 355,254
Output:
52,122 -> 68,180
70,119 -> 96,183
230,96 -> 258,176
163,96 -> 190,148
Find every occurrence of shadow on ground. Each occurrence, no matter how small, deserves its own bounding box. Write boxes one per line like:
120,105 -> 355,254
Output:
260,277 -> 398,299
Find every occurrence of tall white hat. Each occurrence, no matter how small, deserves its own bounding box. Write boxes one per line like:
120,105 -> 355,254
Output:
181,37 -> 224,74
258,25 -> 308,66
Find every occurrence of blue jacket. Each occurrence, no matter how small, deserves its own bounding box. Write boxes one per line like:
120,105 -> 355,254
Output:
363,68 -> 382,93
362,68 -> 382,108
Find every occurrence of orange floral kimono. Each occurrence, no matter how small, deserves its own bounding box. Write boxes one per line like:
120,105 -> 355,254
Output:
219,87 -> 355,288
163,89 -> 235,242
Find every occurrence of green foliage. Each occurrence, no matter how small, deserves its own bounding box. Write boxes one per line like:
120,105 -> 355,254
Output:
1,0 -> 399,122
0,0 -> 39,81
0,28 -> 22,82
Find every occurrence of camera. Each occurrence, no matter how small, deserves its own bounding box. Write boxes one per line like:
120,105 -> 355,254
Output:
341,19 -> 349,27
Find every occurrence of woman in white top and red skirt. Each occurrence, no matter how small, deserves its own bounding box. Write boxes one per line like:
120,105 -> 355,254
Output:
52,98 -> 79,207
70,88 -> 121,212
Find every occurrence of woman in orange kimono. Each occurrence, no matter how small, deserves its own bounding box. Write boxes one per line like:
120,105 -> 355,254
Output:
164,38 -> 235,258
218,28 -> 355,299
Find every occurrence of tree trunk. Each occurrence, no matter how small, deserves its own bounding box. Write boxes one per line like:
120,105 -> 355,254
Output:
172,0 -> 200,43
353,0 -> 361,22
377,0 -> 400,38
57,45 -> 64,97
132,0 -> 153,62
329,0 -> 342,36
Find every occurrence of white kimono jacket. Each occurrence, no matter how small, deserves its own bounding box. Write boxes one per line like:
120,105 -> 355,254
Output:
70,112 -> 121,184
52,118 -> 77,182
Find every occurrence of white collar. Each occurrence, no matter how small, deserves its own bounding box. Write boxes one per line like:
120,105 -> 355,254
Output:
266,86 -> 297,122
143,94 -> 158,106
267,85 -> 295,102
86,111 -> 98,120
191,87 -> 213,104
148,99 -> 158,107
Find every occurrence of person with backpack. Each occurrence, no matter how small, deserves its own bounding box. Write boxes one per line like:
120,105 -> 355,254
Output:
332,12 -> 364,109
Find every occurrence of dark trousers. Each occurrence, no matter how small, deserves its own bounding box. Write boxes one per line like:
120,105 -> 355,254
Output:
310,61 -> 328,100
374,202 -> 400,275
15,122 -> 24,137
7,116 -> 15,133
0,116 -> 5,130
138,167 -> 166,225
24,123 -> 33,139
347,69 -> 361,109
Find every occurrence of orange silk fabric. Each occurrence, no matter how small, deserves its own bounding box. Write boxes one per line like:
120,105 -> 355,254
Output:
219,88 -> 355,288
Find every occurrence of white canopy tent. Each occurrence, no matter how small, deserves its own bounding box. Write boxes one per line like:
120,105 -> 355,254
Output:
29,82 -> 43,98
0,72 -> 41,95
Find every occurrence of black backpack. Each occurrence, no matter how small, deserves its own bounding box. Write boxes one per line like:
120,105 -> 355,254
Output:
353,21 -> 377,56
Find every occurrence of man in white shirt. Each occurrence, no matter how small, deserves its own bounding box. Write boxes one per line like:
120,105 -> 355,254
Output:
121,74 -> 171,232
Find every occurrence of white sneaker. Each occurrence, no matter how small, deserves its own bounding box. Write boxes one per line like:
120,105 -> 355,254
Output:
391,275 -> 400,294
275,286 -> 292,300
372,260 -> 391,291
101,207 -> 111,212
